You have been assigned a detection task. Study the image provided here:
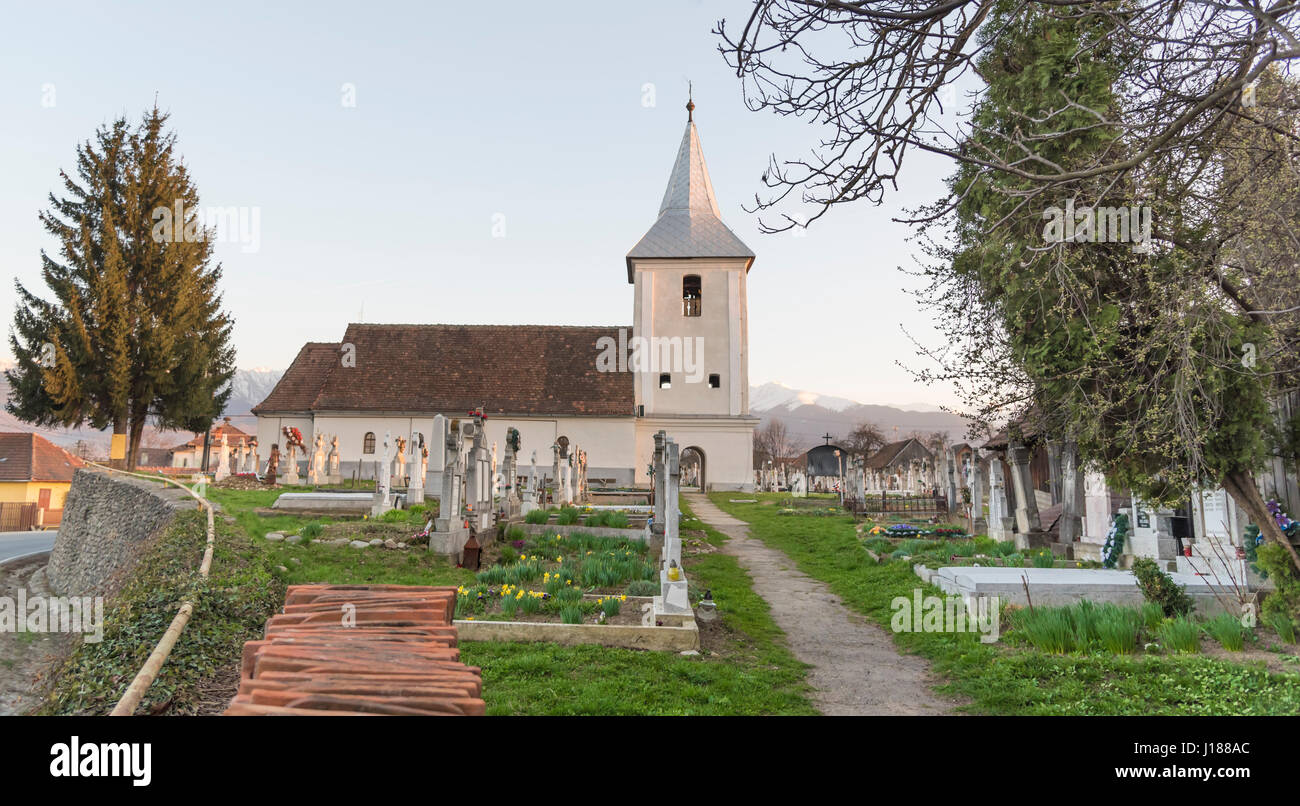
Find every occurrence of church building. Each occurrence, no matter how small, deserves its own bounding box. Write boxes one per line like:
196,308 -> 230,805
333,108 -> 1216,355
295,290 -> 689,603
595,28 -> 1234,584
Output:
252,100 -> 759,490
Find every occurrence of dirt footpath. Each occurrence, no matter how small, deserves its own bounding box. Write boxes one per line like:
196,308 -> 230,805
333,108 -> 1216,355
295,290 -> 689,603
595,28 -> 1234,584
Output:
686,493 -> 956,716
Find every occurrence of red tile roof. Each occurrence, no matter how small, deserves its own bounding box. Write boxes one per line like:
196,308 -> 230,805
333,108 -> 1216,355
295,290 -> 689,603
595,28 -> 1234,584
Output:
169,420 -> 252,451
254,325 -> 635,417
251,342 -> 340,415
0,432 -> 85,483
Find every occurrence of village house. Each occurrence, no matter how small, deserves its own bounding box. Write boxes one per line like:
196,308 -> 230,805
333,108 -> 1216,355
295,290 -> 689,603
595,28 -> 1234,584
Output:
168,417 -> 253,471
253,101 -> 759,490
0,432 -> 84,529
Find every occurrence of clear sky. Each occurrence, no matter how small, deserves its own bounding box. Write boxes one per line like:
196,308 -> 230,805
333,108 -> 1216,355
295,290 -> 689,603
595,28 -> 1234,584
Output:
0,0 -> 963,409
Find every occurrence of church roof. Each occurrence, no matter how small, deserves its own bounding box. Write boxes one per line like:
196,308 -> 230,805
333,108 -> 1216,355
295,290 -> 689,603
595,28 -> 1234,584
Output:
253,325 -> 635,417
625,107 -> 754,281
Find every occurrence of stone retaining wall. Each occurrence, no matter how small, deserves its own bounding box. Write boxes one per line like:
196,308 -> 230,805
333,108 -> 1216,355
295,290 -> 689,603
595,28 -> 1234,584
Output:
45,469 -> 194,598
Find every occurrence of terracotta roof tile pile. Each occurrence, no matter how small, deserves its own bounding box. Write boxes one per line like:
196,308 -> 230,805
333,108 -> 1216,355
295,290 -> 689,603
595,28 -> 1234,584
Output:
224,584 -> 485,716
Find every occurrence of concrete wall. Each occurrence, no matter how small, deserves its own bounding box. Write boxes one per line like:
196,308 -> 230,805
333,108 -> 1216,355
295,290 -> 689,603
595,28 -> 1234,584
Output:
45,469 -> 192,598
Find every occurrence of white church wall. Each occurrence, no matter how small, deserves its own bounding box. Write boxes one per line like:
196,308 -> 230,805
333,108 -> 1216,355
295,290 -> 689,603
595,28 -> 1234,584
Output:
635,418 -> 756,491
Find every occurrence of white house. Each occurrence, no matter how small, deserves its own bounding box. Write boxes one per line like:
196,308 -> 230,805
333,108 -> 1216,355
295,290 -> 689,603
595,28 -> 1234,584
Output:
253,99 -> 759,490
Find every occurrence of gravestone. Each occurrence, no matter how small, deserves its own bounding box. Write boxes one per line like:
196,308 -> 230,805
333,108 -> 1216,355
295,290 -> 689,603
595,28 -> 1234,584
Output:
522,448 -> 540,515
968,456 -> 987,533
327,435 -> 342,485
425,414 -> 448,497
430,420 -> 470,558
371,430 -> 393,517
656,438 -> 690,617
250,440 -> 260,478
987,458 -> 1012,541
1008,442 -> 1046,548
550,442 -> 561,507
284,439 -> 300,486
502,427 -> 521,519
409,432 -> 427,505
1082,469 -> 1111,544
307,433 -> 326,485
464,412 -> 494,534
214,433 -> 231,482
1057,442 -> 1084,543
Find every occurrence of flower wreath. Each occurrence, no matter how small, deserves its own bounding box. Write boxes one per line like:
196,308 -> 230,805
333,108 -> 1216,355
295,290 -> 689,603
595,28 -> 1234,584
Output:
1101,511 -> 1129,568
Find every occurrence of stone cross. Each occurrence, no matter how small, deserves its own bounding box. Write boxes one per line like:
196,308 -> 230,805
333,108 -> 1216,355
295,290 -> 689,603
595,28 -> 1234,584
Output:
550,442 -> 561,506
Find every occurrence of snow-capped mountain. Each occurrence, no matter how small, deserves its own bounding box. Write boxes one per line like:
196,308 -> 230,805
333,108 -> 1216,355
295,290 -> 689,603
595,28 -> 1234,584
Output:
749,382 -> 862,413
223,368 -> 284,415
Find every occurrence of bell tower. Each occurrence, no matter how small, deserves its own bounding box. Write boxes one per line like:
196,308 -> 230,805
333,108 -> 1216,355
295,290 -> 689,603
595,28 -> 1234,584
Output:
626,97 -> 755,418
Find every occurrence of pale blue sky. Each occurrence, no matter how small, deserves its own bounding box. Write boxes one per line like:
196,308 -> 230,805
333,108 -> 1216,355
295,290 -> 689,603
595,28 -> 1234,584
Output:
0,0 -> 962,408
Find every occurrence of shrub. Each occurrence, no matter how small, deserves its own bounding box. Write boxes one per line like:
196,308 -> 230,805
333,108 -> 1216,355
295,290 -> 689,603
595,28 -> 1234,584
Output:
1158,616 -> 1201,653
1001,553 -> 1024,568
1015,607 -> 1075,654
994,540 -> 1016,556
555,508 -> 581,525
626,579 -> 659,597
1132,558 -> 1193,617
505,525 -> 526,541
1031,549 -> 1055,568
1266,612 -> 1297,644
519,591 -> 543,615
524,509 -> 549,524
862,537 -> 893,553
299,522 -> 323,540
1256,543 -> 1300,623
1203,613 -> 1247,651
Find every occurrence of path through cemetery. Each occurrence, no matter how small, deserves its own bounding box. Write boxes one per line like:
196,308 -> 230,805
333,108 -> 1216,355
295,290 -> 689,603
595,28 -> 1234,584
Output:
685,493 -> 953,716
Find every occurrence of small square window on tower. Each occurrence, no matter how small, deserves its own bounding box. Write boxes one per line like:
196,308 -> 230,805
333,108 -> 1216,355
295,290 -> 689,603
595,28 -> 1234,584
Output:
659,373 -> 672,389
709,373 -> 720,388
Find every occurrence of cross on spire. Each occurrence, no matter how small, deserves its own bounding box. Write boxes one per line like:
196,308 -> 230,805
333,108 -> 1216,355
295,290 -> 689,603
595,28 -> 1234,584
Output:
822,433 -> 834,445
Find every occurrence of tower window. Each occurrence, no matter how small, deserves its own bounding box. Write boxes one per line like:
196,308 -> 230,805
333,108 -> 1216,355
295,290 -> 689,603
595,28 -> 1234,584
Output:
659,373 -> 672,389
363,432 -> 376,454
709,374 -> 720,389
683,275 -> 701,317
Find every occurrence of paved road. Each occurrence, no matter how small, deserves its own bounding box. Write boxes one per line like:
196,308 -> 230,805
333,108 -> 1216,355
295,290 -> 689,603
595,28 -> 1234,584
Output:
0,531 -> 56,564
685,493 -> 954,716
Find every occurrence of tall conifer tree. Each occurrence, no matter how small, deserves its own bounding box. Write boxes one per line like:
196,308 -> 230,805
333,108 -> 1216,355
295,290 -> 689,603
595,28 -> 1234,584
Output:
6,108 -> 234,469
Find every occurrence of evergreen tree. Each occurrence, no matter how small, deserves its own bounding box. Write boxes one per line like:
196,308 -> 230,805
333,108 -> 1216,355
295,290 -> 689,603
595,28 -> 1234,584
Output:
5,108 -> 234,470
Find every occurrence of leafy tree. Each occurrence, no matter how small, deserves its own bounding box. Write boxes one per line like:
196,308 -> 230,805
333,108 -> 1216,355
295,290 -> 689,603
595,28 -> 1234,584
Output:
6,108 -> 234,470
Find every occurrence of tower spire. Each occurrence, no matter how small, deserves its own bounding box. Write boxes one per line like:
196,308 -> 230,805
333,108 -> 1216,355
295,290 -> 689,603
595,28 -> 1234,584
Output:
687,82 -> 694,122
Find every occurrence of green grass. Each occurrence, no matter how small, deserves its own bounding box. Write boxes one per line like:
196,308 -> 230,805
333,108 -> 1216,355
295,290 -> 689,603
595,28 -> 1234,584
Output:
459,499 -> 815,715
709,492 -> 1300,715
1204,613 -> 1248,652
196,484 -> 814,716
1159,616 -> 1202,654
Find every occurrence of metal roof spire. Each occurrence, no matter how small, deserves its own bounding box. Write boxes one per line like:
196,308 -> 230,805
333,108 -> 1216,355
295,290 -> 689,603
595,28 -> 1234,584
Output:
624,92 -> 755,280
